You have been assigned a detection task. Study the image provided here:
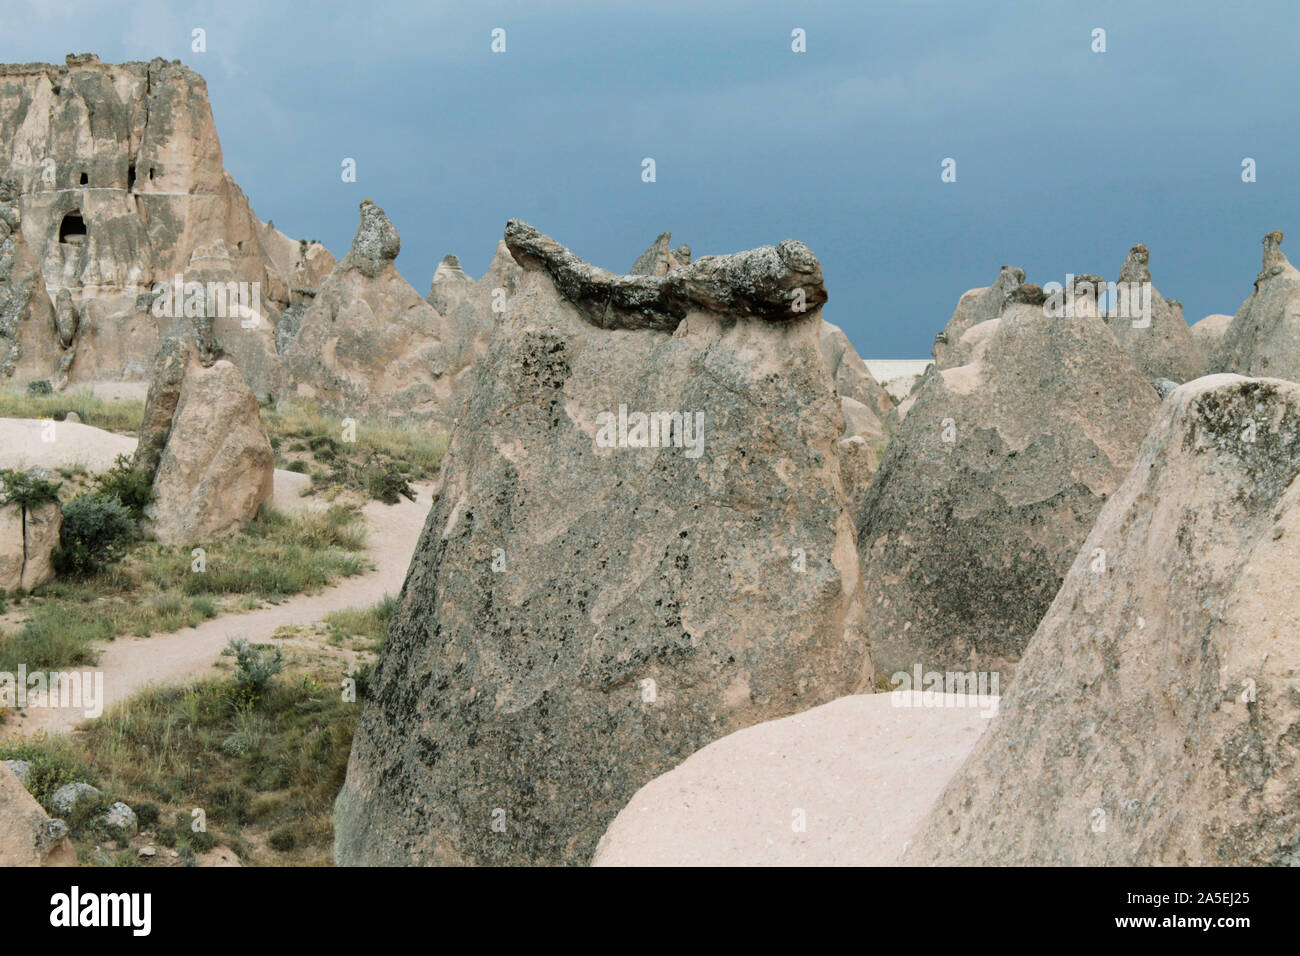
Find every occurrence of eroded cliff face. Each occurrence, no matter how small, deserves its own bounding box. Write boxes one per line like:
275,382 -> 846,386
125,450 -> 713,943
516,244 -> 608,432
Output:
0,54 -> 325,396
334,222 -> 872,865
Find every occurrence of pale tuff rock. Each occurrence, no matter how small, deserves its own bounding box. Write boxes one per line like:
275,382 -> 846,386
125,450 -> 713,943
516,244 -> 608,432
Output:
424,253 -> 472,314
1104,243 -> 1206,382
908,375 -> 1300,865
1214,231 -> 1300,383
0,55 -> 310,395
1191,313 -> 1233,359
0,762 -> 75,867
133,334 -> 192,481
504,219 -> 828,331
629,231 -> 691,276
857,299 -> 1160,677
0,178 -> 60,381
334,223 -> 871,866
281,201 -> 491,423
143,357 -> 273,546
932,265 -> 1023,369
818,320 -> 891,512
819,320 -> 893,424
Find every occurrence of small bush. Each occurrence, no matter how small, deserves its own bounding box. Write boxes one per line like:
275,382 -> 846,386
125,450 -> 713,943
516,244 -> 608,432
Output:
92,454 -> 153,520
225,639 -> 284,701
362,459 -> 415,504
286,460 -> 309,474
26,380 -> 53,396
53,493 -> 136,576
268,827 -> 297,852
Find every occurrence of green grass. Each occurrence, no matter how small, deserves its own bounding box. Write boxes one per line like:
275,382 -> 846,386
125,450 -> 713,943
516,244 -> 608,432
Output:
1,659 -> 361,865
323,594 -> 396,650
0,506 -> 370,672
0,389 -> 145,434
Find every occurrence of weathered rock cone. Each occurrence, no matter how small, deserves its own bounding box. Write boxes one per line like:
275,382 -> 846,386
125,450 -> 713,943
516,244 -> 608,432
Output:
907,375 -> 1300,865
857,291 -> 1160,677
1215,231 -> 1300,383
932,265 -> 1024,370
282,201 -> 491,423
334,222 -> 871,865
1103,243 -> 1205,382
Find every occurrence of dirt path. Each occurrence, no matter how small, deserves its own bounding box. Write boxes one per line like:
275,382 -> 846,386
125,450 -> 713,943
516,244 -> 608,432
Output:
592,692 -> 996,866
5,484 -> 435,739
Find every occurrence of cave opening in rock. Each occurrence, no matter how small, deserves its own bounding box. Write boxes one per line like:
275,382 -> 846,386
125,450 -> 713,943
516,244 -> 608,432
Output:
58,210 -> 87,245
127,164 -> 136,191
79,172 -> 88,185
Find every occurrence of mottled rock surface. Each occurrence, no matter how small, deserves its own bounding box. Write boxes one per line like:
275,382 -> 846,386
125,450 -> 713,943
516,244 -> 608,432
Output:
335,223 -> 871,866
908,375 -> 1300,865
857,299 -> 1160,677
1191,313 -> 1233,362
0,178 -> 59,381
1215,231 -> 1300,383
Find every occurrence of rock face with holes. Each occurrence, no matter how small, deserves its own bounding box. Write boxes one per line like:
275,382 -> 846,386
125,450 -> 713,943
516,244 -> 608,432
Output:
1102,243 -> 1205,382
1214,231 -> 1300,384
335,221 -> 872,866
857,281 -> 1161,678
907,375 -> 1300,866
281,201 -> 494,423
141,341 -> 273,546
0,54 -> 324,396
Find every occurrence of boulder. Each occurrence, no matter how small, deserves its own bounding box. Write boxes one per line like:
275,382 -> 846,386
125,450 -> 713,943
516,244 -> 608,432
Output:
334,221 -> 872,866
0,496 -> 61,592
1102,243 -> 1205,382
907,375 -> 1300,865
143,357 -> 273,545
51,781 -> 101,817
1215,231 -> 1300,383
0,762 -> 75,866
103,801 -> 138,837
857,289 -> 1160,677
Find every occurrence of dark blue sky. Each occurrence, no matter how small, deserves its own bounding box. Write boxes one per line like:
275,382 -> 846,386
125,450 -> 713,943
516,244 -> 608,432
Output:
6,0 -> 1298,356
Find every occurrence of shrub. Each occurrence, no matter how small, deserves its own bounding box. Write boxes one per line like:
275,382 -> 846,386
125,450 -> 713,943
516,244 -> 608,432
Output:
0,468 -> 62,511
225,638 -> 284,701
54,493 -> 136,576
92,455 -> 154,520
26,379 -> 53,396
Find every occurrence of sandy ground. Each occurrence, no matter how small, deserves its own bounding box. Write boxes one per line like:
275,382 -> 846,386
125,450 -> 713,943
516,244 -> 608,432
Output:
592,692 -> 996,866
1,416 -> 435,739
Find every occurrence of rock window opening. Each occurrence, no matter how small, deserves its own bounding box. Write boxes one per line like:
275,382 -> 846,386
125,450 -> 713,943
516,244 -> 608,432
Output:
58,210 -> 87,245
79,172 -> 88,185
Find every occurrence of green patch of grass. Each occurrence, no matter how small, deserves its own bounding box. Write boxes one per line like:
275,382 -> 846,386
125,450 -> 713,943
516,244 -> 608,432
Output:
47,659 -> 360,865
0,737 -> 100,810
262,400 -> 447,499
323,594 -> 396,650
0,506 -> 370,672
0,389 -> 145,434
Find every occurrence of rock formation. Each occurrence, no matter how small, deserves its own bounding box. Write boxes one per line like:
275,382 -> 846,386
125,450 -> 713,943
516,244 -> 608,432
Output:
0,177 -> 60,382
1214,231 -> 1300,383
1191,313 -> 1233,363
281,201 -> 493,423
932,265 -> 1024,369
857,282 -> 1161,677
0,762 -> 75,866
908,375 -> 1300,865
0,54 -> 314,395
335,222 -> 872,866
1102,243 -> 1205,382
138,336 -> 273,545
629,231 -> 692,276
0,494 -> 61,592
